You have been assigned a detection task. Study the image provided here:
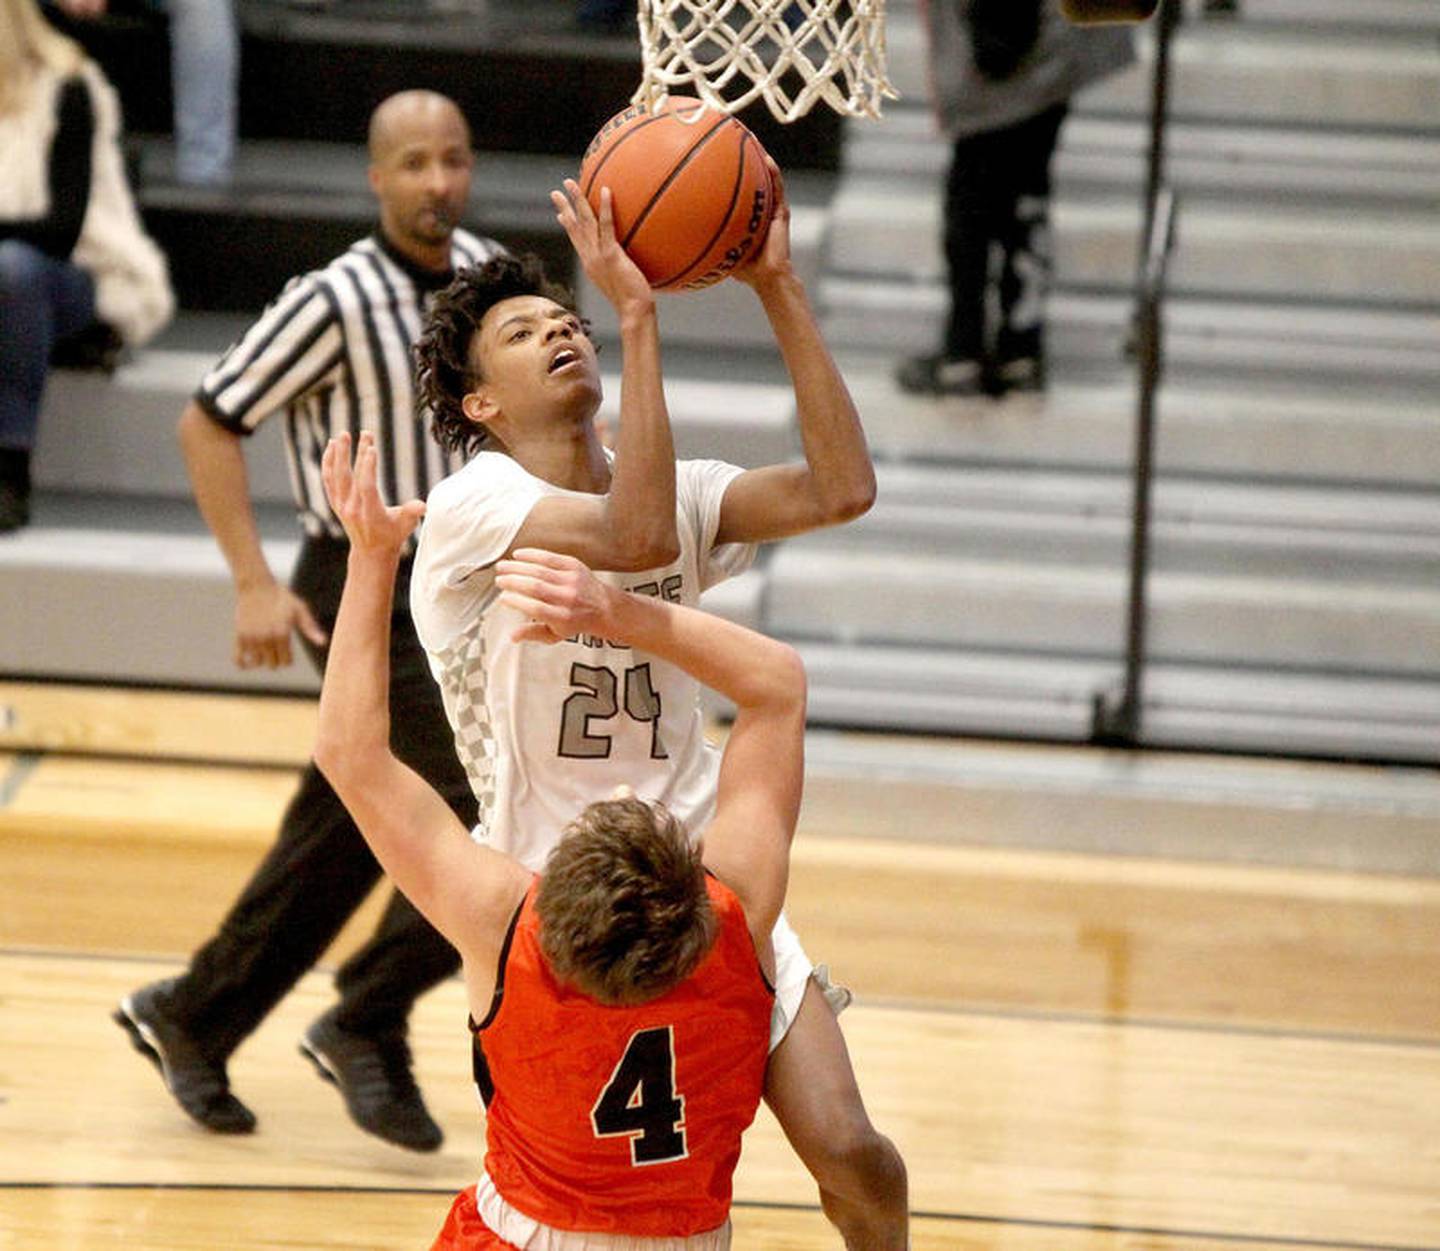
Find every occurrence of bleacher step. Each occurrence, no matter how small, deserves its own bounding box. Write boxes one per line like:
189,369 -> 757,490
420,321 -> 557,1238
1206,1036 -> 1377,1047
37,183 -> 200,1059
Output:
0,520 -> 312,693
796,642 -> 1440,765
832,351 -> 1440,487
793,463 -> 1440,585
822,282 -> 1440,398
880,14 -> 1440,131
845,110 -> 1440,209
827,187 -> 1440,307
765,547 -> 1440,676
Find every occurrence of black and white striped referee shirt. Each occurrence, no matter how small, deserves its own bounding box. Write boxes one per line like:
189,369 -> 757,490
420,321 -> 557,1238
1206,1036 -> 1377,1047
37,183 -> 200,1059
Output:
195,229 -> 504,540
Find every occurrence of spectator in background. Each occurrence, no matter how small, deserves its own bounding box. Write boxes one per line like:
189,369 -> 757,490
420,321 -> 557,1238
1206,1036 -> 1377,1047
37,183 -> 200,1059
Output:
0,0 -> 174,532
896,0 -> 1133,398
49,0 -> 238,186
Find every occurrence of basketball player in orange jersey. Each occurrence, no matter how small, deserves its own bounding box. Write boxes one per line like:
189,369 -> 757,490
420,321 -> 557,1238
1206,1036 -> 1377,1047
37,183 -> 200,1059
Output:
315,429 -> 801,1247
410,168 -> 908,1247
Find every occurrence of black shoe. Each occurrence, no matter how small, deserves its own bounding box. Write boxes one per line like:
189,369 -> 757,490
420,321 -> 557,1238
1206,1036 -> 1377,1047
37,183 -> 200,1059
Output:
0,449 -> 31,533
894,354 -> 987,397
0,480 -> 28,533
300,1009 -> 443,1152
114,980 -> 257,1134
991,354 -> 1046,394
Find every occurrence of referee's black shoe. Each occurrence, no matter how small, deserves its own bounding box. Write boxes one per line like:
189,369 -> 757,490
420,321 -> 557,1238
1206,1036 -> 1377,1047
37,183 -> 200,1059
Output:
300,1009 -> 443,1152
114,980 -> 257,1134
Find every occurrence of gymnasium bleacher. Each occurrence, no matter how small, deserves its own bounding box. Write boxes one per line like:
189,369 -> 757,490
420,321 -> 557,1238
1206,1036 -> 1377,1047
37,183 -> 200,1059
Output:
6,0 -> 1438,762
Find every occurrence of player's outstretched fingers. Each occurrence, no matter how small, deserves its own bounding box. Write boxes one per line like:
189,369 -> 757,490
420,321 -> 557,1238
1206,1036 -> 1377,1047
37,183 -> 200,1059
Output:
352,432 -> 381,508
566,178 -> 594,220
553,179 -> 599,248
765,154 -> 788,213
551,187 -> 577,231
321,432 -> 354,512
594,185 -> 615,241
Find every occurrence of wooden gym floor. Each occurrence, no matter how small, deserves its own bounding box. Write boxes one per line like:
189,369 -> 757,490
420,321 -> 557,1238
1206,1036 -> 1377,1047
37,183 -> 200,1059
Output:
2,681 -> 1438,1249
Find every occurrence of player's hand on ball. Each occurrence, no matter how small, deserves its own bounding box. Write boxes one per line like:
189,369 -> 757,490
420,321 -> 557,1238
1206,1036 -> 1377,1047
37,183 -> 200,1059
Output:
321,432 -> 425,556
732,156 -> 793,289
550,179 -> 654,319
496,548 -> 619,645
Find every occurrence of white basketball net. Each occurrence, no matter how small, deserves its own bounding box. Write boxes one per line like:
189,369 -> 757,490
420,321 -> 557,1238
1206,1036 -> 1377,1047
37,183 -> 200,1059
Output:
633,0 -> 897,123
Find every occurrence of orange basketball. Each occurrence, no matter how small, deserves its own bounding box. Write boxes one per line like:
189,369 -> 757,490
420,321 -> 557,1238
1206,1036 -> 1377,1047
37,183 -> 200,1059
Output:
579,98 -> 775,292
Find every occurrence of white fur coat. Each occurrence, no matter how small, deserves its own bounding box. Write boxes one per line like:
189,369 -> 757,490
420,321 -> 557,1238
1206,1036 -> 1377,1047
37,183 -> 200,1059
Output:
0,61 -> 174,346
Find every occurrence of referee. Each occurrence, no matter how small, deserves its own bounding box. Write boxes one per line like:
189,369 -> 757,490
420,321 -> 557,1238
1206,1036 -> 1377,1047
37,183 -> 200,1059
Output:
114,90 -> 503,1152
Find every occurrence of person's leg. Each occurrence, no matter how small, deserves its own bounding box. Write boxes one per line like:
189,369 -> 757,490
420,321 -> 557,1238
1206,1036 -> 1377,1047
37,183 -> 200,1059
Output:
114,750 -> 383,1131
993,103 -> 1068,392
325,581 -> 471,1036
896,127 -> 993,396
764,980 -> 909,1249
116,538 -> 381,1133
0,241 -> 96,529
164,764 -> 390,1054
164,0 -> 237,184
940,128 -> 996,365
162,536 -> 382,1050
295,556 -> 470,1151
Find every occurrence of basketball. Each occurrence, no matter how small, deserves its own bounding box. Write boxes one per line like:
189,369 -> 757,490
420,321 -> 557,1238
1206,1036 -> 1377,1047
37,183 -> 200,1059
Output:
579,98 -> 775,292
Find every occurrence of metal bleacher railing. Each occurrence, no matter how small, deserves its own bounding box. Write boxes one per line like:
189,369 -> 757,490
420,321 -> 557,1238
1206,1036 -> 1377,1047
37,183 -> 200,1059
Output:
1091,0 -> 1179,747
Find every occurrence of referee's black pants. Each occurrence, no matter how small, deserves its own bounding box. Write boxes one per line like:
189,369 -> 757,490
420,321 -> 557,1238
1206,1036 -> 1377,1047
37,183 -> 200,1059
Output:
166,535 -> 474,1061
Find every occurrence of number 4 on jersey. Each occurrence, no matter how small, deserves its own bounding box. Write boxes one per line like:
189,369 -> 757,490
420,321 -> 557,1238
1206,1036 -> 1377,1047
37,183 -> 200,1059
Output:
591,1025 -> 688,1165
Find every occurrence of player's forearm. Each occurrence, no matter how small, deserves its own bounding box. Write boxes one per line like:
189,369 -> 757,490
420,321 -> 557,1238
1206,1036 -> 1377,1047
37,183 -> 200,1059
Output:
608,586 -> 804,717
753,272 -> 875,525
313,549 -> 398,788
606,307 -> 679,567
177,402 -> 276,592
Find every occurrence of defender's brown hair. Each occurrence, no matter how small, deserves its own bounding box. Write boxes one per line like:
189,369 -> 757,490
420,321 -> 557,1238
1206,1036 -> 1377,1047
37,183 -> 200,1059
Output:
536,795 -> 717,1007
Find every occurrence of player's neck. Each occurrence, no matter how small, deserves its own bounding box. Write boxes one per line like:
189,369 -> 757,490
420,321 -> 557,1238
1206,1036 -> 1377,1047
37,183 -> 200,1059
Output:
506,421 -> 610,495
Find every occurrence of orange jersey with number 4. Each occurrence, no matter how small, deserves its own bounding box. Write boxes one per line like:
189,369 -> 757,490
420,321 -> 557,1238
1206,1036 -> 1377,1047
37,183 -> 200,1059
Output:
470,876 -> 773,1237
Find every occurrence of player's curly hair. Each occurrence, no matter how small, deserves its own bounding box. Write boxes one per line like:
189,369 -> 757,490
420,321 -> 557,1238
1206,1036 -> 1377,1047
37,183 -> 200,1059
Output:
536,795 -> 718,1007
415,253 -> 578,459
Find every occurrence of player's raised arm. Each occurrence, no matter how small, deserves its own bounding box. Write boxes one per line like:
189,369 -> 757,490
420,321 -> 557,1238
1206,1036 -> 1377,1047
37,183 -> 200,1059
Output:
718,156 -> 877,546
313,433 -> 530,964
495,548 -> 805,942
547,179 -> 677,569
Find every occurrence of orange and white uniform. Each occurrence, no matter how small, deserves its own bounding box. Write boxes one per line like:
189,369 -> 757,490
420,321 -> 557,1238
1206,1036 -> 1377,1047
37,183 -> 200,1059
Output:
432,875 -> 773,1251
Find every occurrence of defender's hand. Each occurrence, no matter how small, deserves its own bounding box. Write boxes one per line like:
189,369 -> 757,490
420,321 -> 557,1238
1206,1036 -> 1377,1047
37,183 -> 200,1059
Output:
321,432 -> 425,556
495,547 -> 619,644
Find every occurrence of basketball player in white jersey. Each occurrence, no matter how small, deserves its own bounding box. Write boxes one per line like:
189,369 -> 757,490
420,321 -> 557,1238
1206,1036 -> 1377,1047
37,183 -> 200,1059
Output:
411,170 -> 908,1248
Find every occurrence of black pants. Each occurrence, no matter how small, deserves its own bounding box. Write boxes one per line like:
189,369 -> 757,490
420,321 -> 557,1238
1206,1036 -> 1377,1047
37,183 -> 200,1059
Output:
168,535 -> 475,1060
941,102 -> 1068,364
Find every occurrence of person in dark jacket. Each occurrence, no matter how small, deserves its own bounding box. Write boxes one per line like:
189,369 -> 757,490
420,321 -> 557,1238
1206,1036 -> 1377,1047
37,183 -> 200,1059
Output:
896,0 -> 1132,398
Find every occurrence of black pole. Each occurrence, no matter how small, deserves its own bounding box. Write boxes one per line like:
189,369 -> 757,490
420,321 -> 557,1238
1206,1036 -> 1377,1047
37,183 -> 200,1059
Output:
1093,0 -> 1179,745
1139,0 -> 1179,247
